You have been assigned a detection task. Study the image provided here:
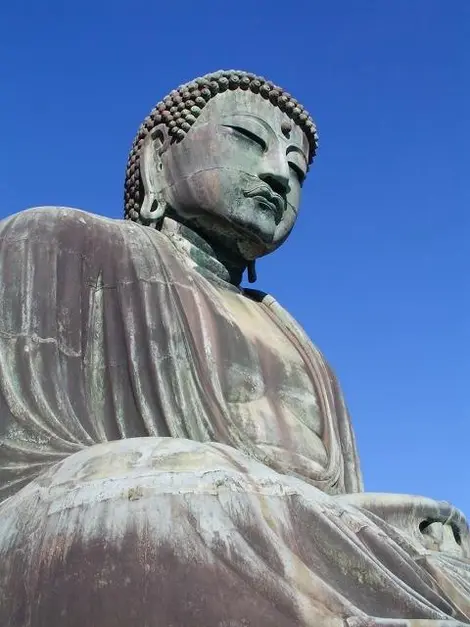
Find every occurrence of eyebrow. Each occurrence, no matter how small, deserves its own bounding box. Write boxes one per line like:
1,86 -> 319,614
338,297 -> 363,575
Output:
287,144 -> 308,165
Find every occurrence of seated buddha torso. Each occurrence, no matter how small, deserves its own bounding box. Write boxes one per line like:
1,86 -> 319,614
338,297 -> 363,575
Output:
208,286 -> 327,470
0,207 -> 329,501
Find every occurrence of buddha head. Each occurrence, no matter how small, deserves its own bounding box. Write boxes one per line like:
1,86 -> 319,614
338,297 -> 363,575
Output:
124,70 -> 318,269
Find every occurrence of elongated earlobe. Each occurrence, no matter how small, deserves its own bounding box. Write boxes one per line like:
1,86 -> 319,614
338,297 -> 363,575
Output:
139,133 -> 166,223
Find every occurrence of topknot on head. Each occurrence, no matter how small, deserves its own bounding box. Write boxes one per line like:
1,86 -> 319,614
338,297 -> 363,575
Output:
124,69 -> 318,223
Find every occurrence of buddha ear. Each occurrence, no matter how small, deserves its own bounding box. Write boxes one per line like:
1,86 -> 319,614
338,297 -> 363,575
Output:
139,126 -> 169,223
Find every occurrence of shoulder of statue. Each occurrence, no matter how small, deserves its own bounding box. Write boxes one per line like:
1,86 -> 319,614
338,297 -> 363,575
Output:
0,206 -> 109,230
0,207 -> 180,293
0,206 -> 172,267
2,206 -> 93,219
0,206 -> 156,244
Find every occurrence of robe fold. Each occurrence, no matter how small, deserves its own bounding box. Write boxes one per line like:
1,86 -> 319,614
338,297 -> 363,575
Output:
0,206 -> 361,502
0,437 -> 469,625
0,207 -> 469,625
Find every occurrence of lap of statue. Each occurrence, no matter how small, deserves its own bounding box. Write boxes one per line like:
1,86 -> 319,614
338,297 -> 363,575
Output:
0,437 -> 469,626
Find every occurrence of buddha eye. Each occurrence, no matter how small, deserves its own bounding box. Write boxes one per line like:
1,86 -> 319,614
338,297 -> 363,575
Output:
223,124 -> 267,151
289,162 -> 306,185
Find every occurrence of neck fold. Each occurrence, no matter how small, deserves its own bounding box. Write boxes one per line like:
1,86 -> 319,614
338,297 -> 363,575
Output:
160,217 -> 247,291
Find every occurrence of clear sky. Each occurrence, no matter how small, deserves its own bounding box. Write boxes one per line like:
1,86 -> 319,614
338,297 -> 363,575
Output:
0,1 -> 468,513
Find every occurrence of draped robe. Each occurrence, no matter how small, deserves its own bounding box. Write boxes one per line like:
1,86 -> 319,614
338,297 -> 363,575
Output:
0,207 -> 469,625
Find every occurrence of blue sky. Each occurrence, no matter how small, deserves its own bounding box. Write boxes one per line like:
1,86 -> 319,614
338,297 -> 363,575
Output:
0,1 -> 468,513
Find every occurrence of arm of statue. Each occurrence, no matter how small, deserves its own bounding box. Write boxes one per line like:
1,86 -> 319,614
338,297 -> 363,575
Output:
0,205 -> 179,503
335,491 -> 468,558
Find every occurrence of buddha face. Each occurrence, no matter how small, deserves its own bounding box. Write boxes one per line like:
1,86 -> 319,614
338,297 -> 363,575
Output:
155,90 -> 310,259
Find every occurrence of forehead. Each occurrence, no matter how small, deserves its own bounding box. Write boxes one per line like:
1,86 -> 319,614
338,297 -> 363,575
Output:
194,90 -> 309,155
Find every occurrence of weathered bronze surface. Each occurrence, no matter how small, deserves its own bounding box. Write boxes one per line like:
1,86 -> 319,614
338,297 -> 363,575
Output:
0,70 -> 468,626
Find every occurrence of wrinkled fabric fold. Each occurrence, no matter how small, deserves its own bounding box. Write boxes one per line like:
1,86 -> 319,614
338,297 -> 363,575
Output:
0,207 -> 469,624
0,206 -> 361,502
0,438 -> 468,624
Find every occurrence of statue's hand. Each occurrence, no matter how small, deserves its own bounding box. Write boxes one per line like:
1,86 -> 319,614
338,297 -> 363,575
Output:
333,492 -> 469,558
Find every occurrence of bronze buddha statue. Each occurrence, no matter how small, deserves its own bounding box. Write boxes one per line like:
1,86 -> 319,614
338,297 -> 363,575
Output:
0,70 -> 468,626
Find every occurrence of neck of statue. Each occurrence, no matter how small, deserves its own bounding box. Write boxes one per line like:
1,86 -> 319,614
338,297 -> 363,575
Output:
160,216 -> 248,291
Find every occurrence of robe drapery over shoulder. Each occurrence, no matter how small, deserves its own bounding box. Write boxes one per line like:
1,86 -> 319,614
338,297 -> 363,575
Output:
0,206 -> 362,503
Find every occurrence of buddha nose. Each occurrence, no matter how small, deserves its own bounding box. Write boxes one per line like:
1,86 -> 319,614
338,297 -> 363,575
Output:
258,150 -> 290,197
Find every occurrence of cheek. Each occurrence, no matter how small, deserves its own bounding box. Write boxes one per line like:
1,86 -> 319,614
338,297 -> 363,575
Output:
172,170 -> 223,211
287,179 -> 302,211
163,141 -> 222,178
168,169 -> 249,216
166,132 -> 250,174
274,203 -> 298,243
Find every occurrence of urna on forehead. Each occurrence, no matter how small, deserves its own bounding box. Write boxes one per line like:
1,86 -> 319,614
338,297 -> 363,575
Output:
124,69 -> 318,221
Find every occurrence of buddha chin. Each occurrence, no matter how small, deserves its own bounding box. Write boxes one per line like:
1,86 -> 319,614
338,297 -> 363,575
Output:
232,200 -> 278,248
